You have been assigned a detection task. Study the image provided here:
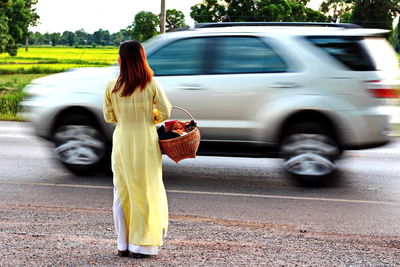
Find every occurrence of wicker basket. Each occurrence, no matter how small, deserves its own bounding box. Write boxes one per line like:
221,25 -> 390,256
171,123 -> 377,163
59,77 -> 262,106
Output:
159,106 -> 201,163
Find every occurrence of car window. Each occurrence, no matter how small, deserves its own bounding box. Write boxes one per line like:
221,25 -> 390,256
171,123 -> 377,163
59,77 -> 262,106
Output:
212,37 -> 288,74
148,38 -> 208,76
363,37 -> 399,72
306,36 -> 376,71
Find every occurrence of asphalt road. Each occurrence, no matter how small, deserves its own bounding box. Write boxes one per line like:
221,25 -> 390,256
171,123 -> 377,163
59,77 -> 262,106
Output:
1,121 -> 399,266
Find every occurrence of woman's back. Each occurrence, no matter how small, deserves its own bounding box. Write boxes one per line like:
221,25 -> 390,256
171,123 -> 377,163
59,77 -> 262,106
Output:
106,78 -> 157,129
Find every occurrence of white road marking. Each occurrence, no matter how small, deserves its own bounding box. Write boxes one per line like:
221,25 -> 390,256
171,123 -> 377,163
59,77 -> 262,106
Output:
0,181 -> 112,190
1,180 -> 399,207
167,189 -> 400,206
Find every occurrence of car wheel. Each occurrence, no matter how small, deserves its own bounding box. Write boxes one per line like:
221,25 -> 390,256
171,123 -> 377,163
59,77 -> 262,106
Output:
52,115 -> 106,175
279,123 -> 340,183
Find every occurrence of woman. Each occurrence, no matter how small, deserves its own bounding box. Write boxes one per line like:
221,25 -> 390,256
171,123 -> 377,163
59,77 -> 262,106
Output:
103,40 -> 172,258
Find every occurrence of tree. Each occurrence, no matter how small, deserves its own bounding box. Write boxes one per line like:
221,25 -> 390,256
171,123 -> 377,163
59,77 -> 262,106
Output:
61,31 -> 75,46
42,33 -> 52,45
29,31 -> 43,45
350,0 -> 400,30
319,0 -> 353,22
110,29 -> 131,46
256,0 -> 292,22
190,0 -> 227,23
93,29 -> 110,45
50,32 -> 61,46
0,0 -> 39,55
224,0 -> 258,21
319,0 -> 400,28
119,29 -> 131,40
0,11 -> 11,53
166,9 -> 188,31
74,29 -> 89,46
285,1 -> 327,22
256,0 -> 326,22
131,11 -> 159,42
111,31 -> 124,46
295,0 -> 310,5
339,11 -> 352,23
389,24 -> 400,51
190,0 -> 326,23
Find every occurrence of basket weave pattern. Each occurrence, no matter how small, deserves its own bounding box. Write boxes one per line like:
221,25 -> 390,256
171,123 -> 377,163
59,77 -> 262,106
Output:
159,127 -> 200,163
159,106 -> 201,163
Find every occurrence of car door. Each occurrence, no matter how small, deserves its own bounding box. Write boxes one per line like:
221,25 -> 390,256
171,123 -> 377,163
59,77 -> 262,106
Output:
147,37 -> 217,138
205,36 -> 298,141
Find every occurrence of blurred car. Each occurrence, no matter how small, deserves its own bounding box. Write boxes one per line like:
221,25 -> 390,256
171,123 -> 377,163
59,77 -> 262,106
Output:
20,22 -> 400,182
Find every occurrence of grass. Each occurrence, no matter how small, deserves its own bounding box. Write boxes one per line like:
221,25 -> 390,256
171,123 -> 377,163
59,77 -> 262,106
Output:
0,74 -> 48,120
0,63 -> 106,74
0,46 -> 118,120
0,46 -> 117,74
0,46 -> 118,65
0,74 -> 48,90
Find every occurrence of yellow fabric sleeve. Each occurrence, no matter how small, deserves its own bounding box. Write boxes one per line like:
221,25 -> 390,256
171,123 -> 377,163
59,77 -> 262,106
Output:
152,79 -> 172,124
103,80 -> 117,123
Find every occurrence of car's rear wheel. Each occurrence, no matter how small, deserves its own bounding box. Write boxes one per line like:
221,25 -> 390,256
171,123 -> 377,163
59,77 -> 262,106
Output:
52,114 -> 106,175
279,122 -> 341,184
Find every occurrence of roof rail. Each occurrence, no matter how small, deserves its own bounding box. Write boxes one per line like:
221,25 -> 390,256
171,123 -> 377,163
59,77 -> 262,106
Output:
195,22 -> 362,29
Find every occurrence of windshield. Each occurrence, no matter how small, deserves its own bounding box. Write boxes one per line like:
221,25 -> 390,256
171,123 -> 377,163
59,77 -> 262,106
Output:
143,36 -> 163,55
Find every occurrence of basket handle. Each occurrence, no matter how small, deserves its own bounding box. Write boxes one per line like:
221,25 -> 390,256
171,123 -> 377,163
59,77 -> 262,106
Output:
172,106 -> 196,121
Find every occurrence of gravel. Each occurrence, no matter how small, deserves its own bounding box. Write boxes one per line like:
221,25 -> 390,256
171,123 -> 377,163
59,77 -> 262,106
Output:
1,204 -> 399,266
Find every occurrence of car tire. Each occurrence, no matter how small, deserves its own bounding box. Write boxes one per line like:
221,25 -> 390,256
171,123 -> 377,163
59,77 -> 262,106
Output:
279,122 -> 341,184
52,114 -> 107,175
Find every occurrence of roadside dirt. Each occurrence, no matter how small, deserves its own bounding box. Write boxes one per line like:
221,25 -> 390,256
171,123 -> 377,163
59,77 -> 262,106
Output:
0,204 -> 399,266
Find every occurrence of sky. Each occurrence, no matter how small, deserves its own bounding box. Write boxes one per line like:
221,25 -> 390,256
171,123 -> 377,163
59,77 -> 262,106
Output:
30,0 -> 323,34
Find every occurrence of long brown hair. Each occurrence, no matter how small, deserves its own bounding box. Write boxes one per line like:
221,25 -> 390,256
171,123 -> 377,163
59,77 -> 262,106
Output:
112,40 -> 153,97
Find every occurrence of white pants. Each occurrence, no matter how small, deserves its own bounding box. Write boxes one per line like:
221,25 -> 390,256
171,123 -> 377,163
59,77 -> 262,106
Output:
113,188 -> 159,255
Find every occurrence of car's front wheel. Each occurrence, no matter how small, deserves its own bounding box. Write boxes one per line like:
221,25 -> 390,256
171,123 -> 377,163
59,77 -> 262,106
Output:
52,115 -> 106,175
280,123 -> 341,183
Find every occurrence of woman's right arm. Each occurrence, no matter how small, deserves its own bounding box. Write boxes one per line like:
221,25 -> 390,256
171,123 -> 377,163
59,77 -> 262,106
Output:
103,81 -> 117,123
153,79 -> 172,124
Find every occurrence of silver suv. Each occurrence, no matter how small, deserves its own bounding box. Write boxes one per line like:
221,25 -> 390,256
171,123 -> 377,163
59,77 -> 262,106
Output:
21,22 -> 400,182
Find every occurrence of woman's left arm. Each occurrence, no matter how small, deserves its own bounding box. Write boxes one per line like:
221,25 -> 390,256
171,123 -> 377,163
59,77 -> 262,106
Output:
152,79 -> 172,124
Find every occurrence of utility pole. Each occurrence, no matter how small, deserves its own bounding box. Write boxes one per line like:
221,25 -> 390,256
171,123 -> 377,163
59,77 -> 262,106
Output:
160,0 -> 166,34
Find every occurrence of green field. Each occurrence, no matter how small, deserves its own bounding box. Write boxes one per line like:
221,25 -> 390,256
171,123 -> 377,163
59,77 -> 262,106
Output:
0,46 -> 118,120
